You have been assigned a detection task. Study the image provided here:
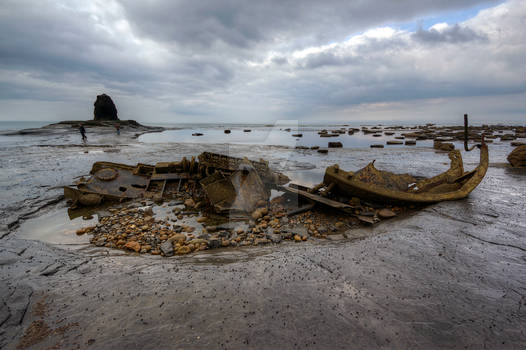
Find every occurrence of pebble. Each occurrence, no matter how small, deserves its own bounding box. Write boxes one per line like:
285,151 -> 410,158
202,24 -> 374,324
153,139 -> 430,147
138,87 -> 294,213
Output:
170,233 -> 187,244
176,246 -> 191,254
182,226 -> 195,233
208,238 -> 221,249
160,241 -> 174,256
267,233 -> 282,243
124,241 -> 141,253
252,209 -> 263,220
334,222 -> 345,229
184,198 -> 196,208
378,208 -> 397,218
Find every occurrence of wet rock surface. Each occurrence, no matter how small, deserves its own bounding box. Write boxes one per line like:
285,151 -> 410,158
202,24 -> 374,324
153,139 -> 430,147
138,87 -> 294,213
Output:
1,124 -> 526,349
2,175 -> 526,349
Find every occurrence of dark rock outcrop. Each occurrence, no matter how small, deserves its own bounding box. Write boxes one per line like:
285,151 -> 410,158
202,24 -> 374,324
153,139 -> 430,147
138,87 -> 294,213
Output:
94,94 -> 118,121
507,145 -> 526,167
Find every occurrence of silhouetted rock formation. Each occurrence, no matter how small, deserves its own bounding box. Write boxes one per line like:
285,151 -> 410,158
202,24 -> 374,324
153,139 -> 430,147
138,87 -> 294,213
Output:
94,94 -> 119,121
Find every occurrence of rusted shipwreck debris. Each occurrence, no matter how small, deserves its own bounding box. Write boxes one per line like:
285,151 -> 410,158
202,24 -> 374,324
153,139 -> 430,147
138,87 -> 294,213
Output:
64,152 -> 289,213
281,116 -> 488,220
66,145 -> 488,222
282,142 -> 487,218
323,146 -> 487,205
65,117 -> 488,225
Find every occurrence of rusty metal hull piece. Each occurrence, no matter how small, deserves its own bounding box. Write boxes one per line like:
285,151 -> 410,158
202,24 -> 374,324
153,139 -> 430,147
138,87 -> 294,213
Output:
64,152 -> 289,210
200,159 -> 270,213
323,145 -> 488,205
198,152 -> 289,185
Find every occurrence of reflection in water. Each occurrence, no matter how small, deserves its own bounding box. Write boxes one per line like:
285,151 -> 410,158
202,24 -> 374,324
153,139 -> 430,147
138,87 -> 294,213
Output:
17,206 -> 97,246
67,203 -> 113,220
285,169 -> 325,187
139,127 -> 436,149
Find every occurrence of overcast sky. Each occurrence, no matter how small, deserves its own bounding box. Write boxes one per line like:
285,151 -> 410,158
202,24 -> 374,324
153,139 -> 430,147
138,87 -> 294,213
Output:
0,0 -> 525,124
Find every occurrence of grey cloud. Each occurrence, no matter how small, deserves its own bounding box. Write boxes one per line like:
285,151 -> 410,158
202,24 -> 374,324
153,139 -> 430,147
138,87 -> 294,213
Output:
297,37 -> 409,70
0,0 -> 240,103
412,24 -> 488,43
298,52 -> 360,69
271,56 -> 288,65
0,0 -> 523,124
118,0 -> 497,52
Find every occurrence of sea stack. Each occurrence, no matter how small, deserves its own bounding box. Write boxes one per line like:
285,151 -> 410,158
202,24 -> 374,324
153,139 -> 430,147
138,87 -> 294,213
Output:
94,93 -> 119,121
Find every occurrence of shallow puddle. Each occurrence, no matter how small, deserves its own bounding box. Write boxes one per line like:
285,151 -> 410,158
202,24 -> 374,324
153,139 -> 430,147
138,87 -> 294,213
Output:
16,205 -> 98,246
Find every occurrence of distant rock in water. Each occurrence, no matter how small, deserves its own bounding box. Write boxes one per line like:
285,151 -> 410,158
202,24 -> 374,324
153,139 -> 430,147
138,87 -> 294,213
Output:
94,94 -> 119,121
507,145 -> 526,167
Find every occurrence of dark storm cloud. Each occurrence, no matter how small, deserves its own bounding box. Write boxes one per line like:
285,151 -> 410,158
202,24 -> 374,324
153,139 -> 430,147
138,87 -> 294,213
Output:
412,24 -> 488,43
0,0 -> 237,100
0,2 -> 119,75
117,0 -> 497,50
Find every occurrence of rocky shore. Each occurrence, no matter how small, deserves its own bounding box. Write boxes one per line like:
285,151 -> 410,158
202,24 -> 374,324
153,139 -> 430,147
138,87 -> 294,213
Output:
1,119 -> 164,139
78,197 -> 401,257
1,123 -> 525,349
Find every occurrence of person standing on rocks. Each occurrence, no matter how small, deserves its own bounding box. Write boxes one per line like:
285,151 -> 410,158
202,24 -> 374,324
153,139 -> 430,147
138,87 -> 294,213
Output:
115,123 -> 120,135
79,124 -> 87,143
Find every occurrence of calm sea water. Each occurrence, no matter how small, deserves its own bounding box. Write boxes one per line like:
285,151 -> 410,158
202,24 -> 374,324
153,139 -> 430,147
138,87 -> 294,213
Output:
138,125 -> 432,148
0,120 -> 56,131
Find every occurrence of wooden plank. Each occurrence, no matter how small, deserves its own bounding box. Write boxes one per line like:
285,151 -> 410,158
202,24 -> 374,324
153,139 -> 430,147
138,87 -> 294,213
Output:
160,179 -> 167,197
279,185 -> 353,209
150,173 -> 190,181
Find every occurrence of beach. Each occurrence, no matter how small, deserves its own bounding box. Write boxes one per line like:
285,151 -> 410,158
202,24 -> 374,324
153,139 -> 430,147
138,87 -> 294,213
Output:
1,122 -> 525,349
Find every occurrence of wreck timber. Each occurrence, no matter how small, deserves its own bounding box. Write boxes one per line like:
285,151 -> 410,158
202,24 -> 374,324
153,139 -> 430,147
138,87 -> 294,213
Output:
64,152 -> 289,212
323,144 -> 488,205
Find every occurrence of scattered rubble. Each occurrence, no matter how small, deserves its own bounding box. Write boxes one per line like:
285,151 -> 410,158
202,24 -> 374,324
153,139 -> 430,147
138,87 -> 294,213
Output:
65,117 -> 490,256
76,196 -> 382,256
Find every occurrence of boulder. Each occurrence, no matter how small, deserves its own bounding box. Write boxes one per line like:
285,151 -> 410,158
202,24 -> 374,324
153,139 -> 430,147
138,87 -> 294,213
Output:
93,94 -> 119,121
433,141 -> 455,152
507,145 -> 526,167
328,142 -> 343,148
